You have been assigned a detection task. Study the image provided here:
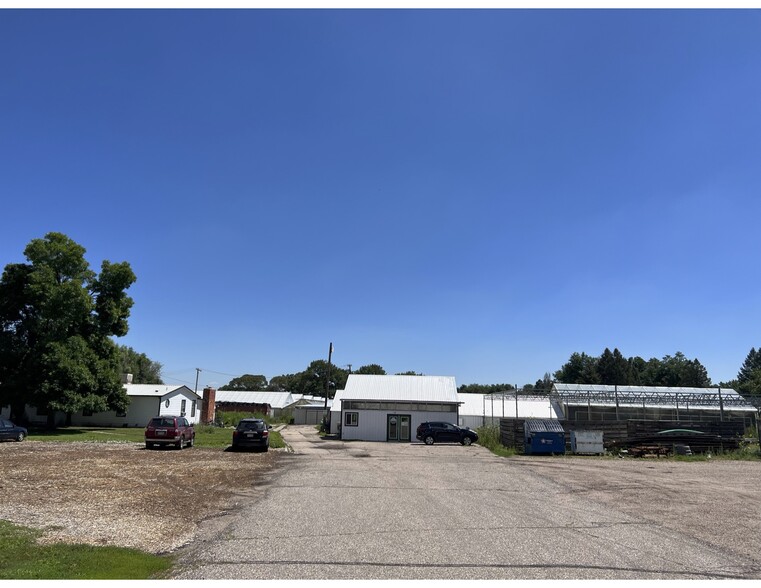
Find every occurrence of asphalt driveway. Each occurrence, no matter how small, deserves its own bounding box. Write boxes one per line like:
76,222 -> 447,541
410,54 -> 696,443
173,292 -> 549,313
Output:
171,425 -> 760,580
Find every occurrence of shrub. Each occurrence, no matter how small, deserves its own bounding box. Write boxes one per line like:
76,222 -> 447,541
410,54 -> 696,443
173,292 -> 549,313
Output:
476,425 -> 516,458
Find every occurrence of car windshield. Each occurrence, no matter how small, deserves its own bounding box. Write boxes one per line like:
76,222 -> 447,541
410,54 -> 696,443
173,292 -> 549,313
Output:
237,421 -> 265,431
151,418 -> 175,427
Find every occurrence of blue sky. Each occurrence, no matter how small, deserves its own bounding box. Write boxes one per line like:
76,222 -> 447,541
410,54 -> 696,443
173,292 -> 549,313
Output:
2,9 -> 760,389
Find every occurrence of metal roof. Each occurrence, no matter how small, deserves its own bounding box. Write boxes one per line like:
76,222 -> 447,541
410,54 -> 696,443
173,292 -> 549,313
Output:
214,390 -> 296,409
342,375 -> 458,403
457,393 -> 562,419
124,384 -> 199,399
525,419 -> 565,433
551,383 -> 758,411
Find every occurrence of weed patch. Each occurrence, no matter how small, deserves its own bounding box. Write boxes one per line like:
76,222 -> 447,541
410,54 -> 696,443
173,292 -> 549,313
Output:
476,425 -> 516,457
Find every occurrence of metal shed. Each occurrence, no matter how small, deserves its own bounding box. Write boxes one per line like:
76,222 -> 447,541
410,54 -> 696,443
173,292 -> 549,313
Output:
524,419 -> 566,455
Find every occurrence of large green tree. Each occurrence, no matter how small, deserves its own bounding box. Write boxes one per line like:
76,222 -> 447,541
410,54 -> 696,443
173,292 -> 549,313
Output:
0,233 -> 136,426
738,348 -> 761,381
118,345 -> 163,384
354,364 -> 386,375
220,374 -> 268,391
267,360 -> 350,397
553,352 -> 600,384
596,348 -> 630,385
553,349 -> 711,388
733,347 -> 761,397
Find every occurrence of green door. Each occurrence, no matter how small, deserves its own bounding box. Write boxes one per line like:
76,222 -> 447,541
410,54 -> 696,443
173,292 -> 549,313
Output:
387,414 -> 411,442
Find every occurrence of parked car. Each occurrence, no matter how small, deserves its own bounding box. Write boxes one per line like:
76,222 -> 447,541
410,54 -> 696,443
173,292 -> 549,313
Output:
232,418 -> 271,452
416,422 -> 478,446
145,415 -> 195,449
0,418 -> 27,442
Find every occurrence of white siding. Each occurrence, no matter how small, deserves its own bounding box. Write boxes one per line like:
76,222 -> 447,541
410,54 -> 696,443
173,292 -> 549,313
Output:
68,397 -> 160,428
69,389 -> 201,428
457,394 -> 561,428
340,409 -> 457,442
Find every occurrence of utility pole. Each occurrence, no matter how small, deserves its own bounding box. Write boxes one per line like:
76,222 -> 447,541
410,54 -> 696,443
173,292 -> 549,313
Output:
194,368 -> 201,394
324,343 -> 333,431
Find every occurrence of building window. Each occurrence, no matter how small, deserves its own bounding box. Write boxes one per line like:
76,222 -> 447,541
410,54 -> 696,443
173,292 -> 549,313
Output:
181,399 -> 187,416
191,400 -> 196,418
116,409 -> 127,417
344,412 -> 358,427
82,409 -> 93,417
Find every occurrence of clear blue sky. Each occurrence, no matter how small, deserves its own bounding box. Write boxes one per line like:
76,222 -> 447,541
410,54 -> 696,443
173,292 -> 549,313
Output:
2,9 -> 760,389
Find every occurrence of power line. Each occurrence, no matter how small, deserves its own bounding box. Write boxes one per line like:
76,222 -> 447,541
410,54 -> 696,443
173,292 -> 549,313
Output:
199,369 -> 244,378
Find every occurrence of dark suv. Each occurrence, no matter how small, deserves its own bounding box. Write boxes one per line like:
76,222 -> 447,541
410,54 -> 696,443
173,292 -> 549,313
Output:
416,422 -> 478,446
145,415 -> 195,449
232,418 -> 272,452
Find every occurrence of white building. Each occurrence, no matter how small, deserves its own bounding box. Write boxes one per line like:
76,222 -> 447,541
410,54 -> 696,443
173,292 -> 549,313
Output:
292,399 -> 332,425
73,384 -> 202,427
457,392 -> 562,429
214,390 -> 324,418
1,384 -> 202,428
331,374 -> 460,442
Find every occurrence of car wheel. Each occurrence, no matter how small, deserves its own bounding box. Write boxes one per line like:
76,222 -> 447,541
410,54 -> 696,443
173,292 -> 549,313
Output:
462,437 -> 472,446
16,431 -> 25,442
188,436 -> 194,448
424,435 -> 435,445
177,436 -> 185,449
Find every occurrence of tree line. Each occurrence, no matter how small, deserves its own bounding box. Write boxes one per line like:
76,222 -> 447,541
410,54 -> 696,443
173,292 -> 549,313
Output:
549,346 -> 761,398
553,348 -> 711,388
220,362 -> 424,397
210,347 -> 761,401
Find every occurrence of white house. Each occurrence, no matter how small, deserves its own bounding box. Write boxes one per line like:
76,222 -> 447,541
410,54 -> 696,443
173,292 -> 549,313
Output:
1,384 -> 202,428
331,374 -> 460,442
71,384 -> 202,427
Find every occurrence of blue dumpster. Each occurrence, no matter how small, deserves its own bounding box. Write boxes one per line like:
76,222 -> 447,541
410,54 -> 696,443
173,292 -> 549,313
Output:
524,419 -> 565,455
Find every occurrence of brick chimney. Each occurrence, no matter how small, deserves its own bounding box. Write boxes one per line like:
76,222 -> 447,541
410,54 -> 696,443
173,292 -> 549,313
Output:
201,387 -> 216,424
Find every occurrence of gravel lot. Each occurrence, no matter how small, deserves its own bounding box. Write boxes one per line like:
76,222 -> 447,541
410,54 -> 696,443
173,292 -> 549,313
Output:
0,440 -> 281,554
508,454 -> 761,566
174,426 -> 761,580
1,430 -> 760,580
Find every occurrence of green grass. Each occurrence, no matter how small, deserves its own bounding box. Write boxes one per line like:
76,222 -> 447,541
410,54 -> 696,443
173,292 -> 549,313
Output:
0,520 -> 172,579
31,427 -> 146,443
475,425 -> 517,458
27,420 -> 285,450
